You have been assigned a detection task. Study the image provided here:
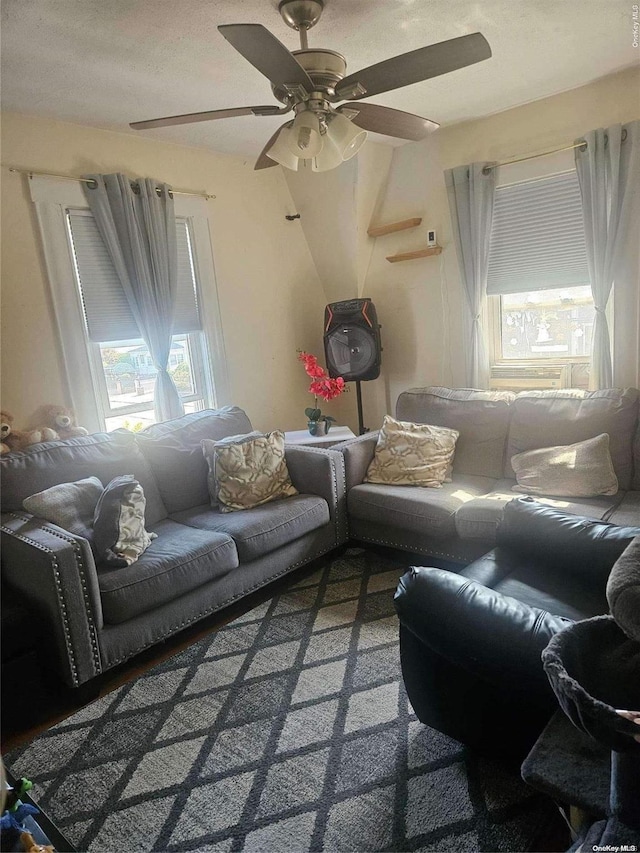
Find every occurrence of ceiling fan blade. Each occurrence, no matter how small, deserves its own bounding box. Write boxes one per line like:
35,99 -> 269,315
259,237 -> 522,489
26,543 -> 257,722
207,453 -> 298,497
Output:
130,105 -> 288,130
254,126 -> 285,170
338,103 -> 439,141
218,23 -> 313,91
335,32 -> 491,101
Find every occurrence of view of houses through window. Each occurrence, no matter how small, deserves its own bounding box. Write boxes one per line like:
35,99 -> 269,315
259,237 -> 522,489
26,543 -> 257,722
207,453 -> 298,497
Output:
99,333 -> 206,431
498,285 -> 595,360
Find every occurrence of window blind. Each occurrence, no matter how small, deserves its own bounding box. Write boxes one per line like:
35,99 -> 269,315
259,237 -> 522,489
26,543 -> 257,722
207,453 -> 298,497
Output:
67,212 -> 202,342
486,171 -> 590,295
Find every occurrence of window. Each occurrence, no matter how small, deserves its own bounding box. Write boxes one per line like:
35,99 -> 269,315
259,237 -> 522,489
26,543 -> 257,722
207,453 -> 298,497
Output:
498,286 -> 594,360
486,170 -> 595,387
66,211 -> 211,430
28,174 -> 229,434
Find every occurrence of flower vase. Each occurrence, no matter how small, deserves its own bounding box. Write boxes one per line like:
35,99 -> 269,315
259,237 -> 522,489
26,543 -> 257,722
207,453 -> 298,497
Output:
308,420 -> 327,437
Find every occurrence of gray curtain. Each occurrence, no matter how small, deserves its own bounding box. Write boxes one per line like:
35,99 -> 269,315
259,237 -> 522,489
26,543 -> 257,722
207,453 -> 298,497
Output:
83,173 -> 183,421
445,163 -> 497,389
574,121 -> 640,390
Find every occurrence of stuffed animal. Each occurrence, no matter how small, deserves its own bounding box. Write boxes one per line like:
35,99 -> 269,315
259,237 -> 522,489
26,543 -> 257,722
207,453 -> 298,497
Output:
27,405 -> 88,441
0,411 -> 51,453
20,831 -> 55,853
0,802 -> 39,833
0,410 -> 14,453
4,779 -> 33,812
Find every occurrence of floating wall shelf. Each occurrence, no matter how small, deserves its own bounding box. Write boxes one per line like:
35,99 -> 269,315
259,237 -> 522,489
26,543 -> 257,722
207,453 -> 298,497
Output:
386,246 -> 443,263
367,218 -> 422,238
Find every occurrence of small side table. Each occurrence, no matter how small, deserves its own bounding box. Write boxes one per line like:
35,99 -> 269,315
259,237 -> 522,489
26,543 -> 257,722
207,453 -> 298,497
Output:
284,426 -> 356,448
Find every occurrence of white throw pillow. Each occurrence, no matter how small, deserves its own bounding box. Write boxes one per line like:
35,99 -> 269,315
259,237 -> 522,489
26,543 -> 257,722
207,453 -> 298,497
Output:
511,433 -> 618,497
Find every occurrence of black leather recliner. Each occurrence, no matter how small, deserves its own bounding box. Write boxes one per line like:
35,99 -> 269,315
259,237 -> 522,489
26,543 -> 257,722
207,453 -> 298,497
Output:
394,497 -> 640,762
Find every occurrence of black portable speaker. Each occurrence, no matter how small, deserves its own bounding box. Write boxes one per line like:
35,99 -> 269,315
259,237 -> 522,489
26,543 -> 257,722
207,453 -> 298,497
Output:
323,298 -> 382,382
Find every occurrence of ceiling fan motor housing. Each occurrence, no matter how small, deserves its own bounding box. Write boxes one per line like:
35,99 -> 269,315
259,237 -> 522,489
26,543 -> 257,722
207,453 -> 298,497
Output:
272,49 -> 346,104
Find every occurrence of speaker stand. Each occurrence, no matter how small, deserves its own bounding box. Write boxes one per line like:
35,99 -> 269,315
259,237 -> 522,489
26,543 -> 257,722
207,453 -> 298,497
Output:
355,381 -> 369,435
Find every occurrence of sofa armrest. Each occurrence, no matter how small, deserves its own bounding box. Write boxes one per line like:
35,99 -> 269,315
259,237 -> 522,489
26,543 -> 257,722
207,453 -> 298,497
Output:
333,431 -> 379,491
394,566 -> 570,695
1,512 -> 103,687
284,446 -> 347,545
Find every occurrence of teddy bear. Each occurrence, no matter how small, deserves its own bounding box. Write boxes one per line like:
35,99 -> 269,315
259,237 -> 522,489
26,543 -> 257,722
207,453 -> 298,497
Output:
0,410 -> 14,453
0,411 -> 53,453
20,831 -> 55,853
27,404 -> 88,441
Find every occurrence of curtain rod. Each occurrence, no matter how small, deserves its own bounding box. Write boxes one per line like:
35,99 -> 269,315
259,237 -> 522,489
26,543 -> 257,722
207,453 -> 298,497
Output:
482,142 -> 587,173
483,127 -> 628,173
4,167 -> 216,200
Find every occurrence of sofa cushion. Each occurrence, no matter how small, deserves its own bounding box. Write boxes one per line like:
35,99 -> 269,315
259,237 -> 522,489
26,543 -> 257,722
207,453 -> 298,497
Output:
364,415 -> 459,488
460,549 -> 609,621
98,518 -> 238,624
396,386 -> 515,479
607,492 -> 640,527
1,432 -> 167,525
511,433 -> 618,498
454,479 -> 625,543
22,476 -> 103,542
170,494 -> 329,561
136,407 -> 253,513
505,388 -> 639,489
496,497 -> 640,586
348,474 -> 497,539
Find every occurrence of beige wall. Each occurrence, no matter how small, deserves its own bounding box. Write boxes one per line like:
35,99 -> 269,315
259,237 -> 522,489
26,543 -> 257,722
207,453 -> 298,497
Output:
360,66 -> 640,427
0,112 -> 329,433
3,67 -> 639,438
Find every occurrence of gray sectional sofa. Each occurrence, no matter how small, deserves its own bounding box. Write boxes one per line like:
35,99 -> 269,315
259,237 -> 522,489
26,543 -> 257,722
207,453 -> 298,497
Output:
0,407 -> 347,687
338,387 -> 640,564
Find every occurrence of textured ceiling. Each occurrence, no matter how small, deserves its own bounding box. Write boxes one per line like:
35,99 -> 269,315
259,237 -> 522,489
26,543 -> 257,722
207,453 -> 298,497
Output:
1,0 -> 637,160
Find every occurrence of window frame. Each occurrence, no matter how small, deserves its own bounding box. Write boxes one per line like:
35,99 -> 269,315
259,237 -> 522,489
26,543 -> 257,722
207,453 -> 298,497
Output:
485,150 -> 610,386
29,175 -> 229,432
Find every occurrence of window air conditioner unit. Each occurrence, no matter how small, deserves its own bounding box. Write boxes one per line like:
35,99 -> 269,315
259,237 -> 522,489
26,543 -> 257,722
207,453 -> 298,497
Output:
490,364 -> 570,392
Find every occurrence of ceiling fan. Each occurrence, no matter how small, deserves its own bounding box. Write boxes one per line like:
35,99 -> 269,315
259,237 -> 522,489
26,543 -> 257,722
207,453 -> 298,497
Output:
130,0 -> 492,172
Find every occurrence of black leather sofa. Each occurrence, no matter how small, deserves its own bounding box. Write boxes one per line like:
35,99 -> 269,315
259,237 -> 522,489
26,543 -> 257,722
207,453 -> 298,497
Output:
394,497 -> 640,762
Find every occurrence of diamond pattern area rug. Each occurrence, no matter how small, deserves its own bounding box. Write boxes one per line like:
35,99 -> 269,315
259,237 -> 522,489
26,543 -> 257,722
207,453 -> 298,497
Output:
7,548 -> 558,852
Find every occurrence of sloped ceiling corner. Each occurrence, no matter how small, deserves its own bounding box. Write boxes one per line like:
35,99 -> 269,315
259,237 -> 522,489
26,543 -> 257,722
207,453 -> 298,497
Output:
283,142 -> 393,305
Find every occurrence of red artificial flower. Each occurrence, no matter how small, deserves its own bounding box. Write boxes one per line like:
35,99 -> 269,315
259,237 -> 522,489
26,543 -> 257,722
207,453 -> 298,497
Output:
298,352 -> 327,379
310,376 -> 345,401
298,351 -> 346,418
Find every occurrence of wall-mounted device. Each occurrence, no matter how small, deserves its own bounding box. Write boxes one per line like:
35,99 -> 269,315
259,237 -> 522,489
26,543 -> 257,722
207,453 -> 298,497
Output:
427,229 -> 437,247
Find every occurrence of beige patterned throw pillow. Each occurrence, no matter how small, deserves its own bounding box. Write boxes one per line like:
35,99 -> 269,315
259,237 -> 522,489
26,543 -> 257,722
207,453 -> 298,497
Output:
202,430 -> 298,512
511,433 -> 618,497
365,415 -> 459,488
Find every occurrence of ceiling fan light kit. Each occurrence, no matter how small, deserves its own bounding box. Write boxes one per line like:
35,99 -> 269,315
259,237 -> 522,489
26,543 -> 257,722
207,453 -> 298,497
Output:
265,123 -> 299,170
130,0 -> 492,173
327,112 -> 367,160
311,135 -> 344,172
288,109 -> 324,157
